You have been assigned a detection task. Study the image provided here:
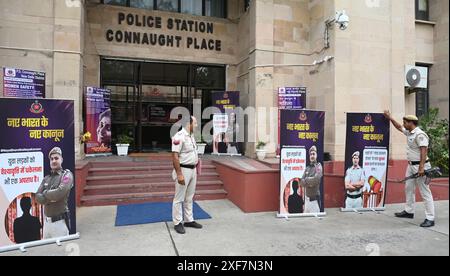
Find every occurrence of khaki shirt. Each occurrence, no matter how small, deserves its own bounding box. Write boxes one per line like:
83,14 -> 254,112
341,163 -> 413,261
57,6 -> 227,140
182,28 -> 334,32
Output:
345,166 -> 365,195
300,162 -> 323,199
402,127 -> 429,162
36,169 -> 73,218
172,128 -> 198,166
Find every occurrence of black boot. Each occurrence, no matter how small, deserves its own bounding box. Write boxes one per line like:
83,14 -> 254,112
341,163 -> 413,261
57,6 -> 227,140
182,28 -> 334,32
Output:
395,210 -> 414,219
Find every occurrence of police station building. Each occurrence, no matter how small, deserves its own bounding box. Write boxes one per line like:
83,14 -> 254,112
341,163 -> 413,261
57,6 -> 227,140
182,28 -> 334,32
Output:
0,0 -> 448,162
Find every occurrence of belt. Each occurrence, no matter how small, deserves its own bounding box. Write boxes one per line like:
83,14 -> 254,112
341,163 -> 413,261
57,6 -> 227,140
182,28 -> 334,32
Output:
346,193 -> 362,199
46,213 -> 67,223
408,160 -> 430,166
180,164 -> 196,169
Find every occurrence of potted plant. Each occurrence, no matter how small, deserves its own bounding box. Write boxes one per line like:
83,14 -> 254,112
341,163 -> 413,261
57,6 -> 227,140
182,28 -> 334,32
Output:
116,134 -> 133,156
256,141 -> 267,161
195,133 -> 207,155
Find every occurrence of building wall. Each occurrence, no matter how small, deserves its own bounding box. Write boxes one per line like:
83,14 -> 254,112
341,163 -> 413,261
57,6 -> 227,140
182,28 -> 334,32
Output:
429,0 -> 449,120
332,0 -> 417,161
1,0 -> 447,161
0,0 -> 85,158
83,0 -> 240,88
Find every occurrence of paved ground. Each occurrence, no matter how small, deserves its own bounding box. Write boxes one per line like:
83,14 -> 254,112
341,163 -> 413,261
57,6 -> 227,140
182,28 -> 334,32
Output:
1,200 -> 448,256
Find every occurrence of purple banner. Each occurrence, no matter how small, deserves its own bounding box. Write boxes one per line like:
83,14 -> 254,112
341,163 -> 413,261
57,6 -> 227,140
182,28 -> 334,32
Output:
211,91 -> 242,154
84,87 -> 112,155
343,113 -> 390,209
0,98 -> 76,248
279,110 -> 325,215
3,68 -> 45,98
278,87 -> 306,109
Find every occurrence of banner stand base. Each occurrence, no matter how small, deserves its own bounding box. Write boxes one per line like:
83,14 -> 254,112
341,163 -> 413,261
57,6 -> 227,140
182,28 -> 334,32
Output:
211,153 -> 242,157
340,207 -> 386,213
276,212 -> 327,219
86,153 -> 112,158
0,233 -> 80,254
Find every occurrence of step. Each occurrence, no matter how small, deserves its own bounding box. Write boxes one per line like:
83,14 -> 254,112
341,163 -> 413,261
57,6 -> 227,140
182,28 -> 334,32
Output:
80,189 -> 228,207
83,180 -> 224,196
86,172 -> 221,185
88,165 -> 217,176
89,160 -> 215,168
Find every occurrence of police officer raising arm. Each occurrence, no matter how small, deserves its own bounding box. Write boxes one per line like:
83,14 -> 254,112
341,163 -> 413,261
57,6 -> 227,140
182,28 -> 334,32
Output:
36,147 -> 74,239
384,110 -> 435,228
172,116 -> 203,234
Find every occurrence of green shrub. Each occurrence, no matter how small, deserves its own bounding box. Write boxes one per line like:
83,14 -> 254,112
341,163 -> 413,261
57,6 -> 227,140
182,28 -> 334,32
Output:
419,108 -> 449,176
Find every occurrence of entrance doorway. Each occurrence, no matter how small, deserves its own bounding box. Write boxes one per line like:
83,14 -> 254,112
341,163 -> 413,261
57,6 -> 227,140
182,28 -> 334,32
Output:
101,59 -> 226,152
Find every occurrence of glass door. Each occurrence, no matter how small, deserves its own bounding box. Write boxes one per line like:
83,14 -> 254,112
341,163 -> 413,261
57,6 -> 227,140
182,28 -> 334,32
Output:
107,85 -> 138,152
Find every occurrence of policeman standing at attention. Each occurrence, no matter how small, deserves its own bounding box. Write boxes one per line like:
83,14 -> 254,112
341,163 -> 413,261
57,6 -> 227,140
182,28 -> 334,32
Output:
300,145 -> 323,213
344,151 -> 366,209
384,111 -> 435,227
36,147 -> 74,239
172,116 -> 203,234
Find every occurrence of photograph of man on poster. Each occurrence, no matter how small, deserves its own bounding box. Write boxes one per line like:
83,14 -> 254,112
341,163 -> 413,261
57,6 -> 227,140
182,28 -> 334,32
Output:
36,147 -> 74,239
300,146 -> 323,213
344,151 -> 366,209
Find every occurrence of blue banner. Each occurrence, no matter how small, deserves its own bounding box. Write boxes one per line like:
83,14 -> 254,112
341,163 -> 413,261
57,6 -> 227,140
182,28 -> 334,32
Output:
279,110 -> 325,215
0,98 -> 75,248
3,68 -> 45,98
343,113 -> 390,209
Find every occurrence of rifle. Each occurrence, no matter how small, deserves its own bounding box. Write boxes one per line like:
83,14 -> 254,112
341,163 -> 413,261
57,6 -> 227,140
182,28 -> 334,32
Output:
393,167 -> 442,184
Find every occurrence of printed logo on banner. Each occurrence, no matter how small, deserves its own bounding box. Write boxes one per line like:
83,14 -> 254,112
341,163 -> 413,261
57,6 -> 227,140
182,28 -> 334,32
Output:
364,114 -> 373,124
299,111 -> 307,121
5,68 -> 16,77
29,101 -> 44,114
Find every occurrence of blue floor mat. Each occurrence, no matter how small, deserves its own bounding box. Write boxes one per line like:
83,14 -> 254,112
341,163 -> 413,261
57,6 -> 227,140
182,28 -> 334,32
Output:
115,202 -> 211,227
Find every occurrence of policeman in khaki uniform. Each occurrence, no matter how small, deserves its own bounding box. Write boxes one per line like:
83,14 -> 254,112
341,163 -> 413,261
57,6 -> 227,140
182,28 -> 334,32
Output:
172,116 -> 203,234
36,147 -> 74,239
300,146 -> 323,213
384,111 -> 435,227
344,151 -> 366,209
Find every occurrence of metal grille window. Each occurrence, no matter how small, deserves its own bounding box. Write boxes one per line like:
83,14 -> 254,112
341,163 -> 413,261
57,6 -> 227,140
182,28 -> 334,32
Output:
102,0 -> 227,18
103,0 -> 127,6
181,0 -> 203,16
130,0 -> 154,9
156,0 -> 178,12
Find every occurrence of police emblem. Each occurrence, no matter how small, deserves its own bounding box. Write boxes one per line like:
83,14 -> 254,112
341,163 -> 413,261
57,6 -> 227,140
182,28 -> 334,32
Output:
30,100 -> 44,114
173,139 -> 180,145
299,111 -> 307,121
364,114 -> 373,124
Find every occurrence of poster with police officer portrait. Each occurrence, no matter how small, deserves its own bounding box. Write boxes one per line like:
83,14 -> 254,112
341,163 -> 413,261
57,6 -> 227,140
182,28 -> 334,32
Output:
343,113 -> 390,211
278,110 -> 325,217
0,98 -> 76,249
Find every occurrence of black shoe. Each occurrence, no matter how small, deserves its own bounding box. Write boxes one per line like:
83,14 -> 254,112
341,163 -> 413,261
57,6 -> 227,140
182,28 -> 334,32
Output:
174,223 -> 186,234
184,221 -> 203,229
395,211 -> 414,219
420,219 -> 435,228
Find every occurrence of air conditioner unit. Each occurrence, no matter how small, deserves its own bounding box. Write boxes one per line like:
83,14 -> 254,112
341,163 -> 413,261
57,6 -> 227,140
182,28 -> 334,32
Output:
405,65 -> 428,89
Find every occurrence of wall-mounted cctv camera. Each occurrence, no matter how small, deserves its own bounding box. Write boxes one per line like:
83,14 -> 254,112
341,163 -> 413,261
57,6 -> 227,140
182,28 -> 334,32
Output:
335,10 -> 349,30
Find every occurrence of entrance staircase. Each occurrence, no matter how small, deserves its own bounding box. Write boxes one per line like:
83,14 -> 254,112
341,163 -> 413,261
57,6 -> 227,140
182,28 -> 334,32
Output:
80,156 -> 227,206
